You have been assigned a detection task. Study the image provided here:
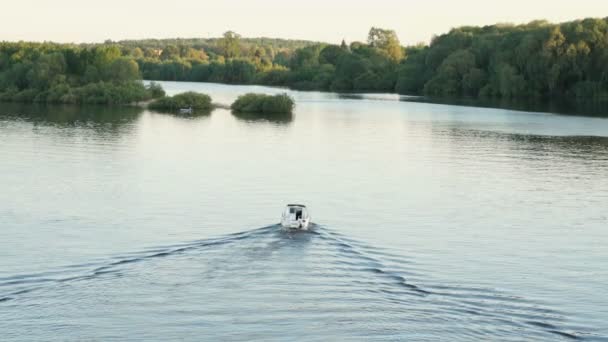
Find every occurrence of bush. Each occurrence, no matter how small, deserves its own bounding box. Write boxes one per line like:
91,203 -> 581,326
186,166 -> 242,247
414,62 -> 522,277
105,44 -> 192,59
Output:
146,82 -> 166,98
0,81 -> 163,105
148,91 -> 213,111
73,81 -> 154,104
231,93 -> 295,114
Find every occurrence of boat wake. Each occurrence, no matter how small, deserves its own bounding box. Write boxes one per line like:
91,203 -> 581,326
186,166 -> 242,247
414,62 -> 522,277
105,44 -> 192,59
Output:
0,225 -> 598,341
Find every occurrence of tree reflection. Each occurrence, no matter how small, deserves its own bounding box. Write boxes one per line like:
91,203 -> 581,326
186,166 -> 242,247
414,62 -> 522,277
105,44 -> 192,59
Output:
231,110 -> 293,125
0,103 -> 143,136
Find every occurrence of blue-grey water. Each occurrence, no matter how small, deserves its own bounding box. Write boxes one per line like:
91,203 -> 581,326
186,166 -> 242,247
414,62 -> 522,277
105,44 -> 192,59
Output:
1,81 -> 608,341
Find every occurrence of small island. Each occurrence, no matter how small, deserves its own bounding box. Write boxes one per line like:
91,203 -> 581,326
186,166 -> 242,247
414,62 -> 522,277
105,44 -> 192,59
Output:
231,93 -> 295,114
148,91 -> 213,112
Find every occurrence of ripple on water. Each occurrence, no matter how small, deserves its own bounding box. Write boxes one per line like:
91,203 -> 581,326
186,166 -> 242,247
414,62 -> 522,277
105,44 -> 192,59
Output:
0,225 -> 593,341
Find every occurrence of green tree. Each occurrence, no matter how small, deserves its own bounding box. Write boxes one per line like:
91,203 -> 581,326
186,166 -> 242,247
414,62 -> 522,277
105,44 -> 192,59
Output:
395,46 -> 429,94
106,58 -> 140,82
290,45 -> 323,69
220,31 -> 241,59
131,47 -> 144,59
319,45 -> 349,66
367,27 -> 404,61
27,52 -> 66,89
160,45 -> 180,60
496,63 -> 526,98
92,45 -> 121,70
340,39 -> 349,50
224,59 -> 256,83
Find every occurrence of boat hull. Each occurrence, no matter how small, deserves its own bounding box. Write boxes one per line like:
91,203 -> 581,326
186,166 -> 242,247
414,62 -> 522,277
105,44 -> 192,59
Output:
281,219 -> 310,230
281,204 -> 311,230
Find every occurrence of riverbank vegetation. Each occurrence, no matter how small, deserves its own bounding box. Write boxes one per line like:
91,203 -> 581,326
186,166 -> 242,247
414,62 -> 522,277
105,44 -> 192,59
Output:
231,93 -> 295,114
2,17 -> 608,106
397,18 -> 608,99
0,43 -> 164,104
148,91 -> 212,111
127,18 -> 608,100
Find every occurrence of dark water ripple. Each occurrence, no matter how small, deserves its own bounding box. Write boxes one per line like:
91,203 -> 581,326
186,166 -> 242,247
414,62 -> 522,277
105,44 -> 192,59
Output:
0,225 -> 597,341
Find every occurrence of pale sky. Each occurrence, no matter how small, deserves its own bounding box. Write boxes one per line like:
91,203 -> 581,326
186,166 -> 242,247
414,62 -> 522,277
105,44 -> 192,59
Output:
1,0 -> 606,45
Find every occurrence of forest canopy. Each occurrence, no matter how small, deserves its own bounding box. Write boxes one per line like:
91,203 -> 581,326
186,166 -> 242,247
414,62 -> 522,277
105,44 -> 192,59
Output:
127,18 -> 608,100
2,17 -> 608,105
0,43 -> 163,104
396,18 -> 608,99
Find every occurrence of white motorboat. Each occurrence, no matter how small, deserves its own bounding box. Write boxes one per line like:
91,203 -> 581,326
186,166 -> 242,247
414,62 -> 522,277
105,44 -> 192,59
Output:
281,204 -> 311,230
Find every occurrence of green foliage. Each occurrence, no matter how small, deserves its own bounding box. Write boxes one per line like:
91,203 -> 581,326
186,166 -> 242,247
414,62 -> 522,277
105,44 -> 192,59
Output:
91,45 -> 121,71
395,46 -> 430,94
118,37 -> 318,57
255,67 -> 290,86
5,19 -> 606,104
106,57 -> 140,82
231,93 -> 294,114
224,59 -> 256,83
146,82 -> 165,98
160,45 -> 180,60
0,42 -> 164,104
368,27 -> 404,61
131,47 -> 144,59
121,28 -> 403,93
319,45 -> 349,65
424,49 -> 477,96
398,18 -> 608,99
71,81 -> 151,104
290,45 -> 324,69
0,80 -> 160,105
149,91 -> 212,111
219,31 -> 241,59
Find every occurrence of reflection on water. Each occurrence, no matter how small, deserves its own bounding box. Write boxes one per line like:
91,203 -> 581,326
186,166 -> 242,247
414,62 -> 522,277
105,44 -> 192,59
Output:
147,107 -> 212,120
0,103 -> 143,141
333,91 -> 608,118
231,110 -> 293,124
403,95 -> 608,118
1,81 -> 608,340
439,127 -> 608,161
0,103 -> 142,126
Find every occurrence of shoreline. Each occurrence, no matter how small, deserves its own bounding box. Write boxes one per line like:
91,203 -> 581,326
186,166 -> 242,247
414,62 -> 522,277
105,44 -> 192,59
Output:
2,80 -> 608,118
152,80 -> 608,118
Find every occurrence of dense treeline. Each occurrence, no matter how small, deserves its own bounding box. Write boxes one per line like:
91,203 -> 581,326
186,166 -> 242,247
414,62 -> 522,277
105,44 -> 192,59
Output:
118,36 -> 318,59
2,17 -> 608,105
0,43 -> 163,104
132,29 -> 404,92
397,18 -> 608,99
130,18 -> 608,99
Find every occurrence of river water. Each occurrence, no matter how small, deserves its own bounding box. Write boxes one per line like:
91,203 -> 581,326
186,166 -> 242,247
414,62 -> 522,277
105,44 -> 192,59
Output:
1,81 -> 607,341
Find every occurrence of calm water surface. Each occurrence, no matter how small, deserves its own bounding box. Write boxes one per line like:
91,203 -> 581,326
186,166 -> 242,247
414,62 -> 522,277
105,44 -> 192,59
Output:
1,81 -> 608,341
